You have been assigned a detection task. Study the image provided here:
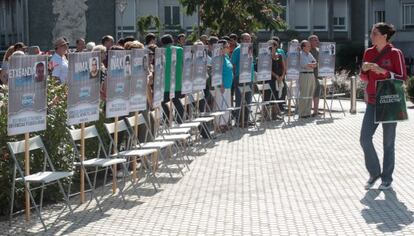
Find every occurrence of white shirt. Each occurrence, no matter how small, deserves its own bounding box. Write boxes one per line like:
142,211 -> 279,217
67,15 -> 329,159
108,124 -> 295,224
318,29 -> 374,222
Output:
50,53 -> 68,84
299,50 -> 316,72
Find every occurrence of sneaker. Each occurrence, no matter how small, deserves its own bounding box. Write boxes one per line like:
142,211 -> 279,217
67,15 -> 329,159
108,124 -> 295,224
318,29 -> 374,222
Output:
378,182 -> 392,190
364,175 -> 380,190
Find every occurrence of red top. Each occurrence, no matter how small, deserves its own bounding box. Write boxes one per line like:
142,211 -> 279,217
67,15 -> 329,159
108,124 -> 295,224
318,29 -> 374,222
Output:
360,44 -> 407,104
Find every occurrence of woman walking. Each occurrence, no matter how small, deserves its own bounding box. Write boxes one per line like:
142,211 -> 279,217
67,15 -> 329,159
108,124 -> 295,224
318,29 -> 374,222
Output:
360,22 -> 407,190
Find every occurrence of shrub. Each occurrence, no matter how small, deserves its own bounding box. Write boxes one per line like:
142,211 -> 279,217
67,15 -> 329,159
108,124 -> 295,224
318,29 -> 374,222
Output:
407,76 -> 414,103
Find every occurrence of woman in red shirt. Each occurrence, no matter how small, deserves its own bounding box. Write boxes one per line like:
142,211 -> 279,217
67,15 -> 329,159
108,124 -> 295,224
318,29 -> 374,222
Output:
360,22 -> 407,190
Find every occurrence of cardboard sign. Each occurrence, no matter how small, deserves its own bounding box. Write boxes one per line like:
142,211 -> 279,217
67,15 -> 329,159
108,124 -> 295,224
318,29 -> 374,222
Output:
129,49 -> 148,112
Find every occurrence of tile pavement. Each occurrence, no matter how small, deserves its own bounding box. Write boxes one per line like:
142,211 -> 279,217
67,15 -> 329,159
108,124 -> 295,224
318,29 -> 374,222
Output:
1,100 -> 414,235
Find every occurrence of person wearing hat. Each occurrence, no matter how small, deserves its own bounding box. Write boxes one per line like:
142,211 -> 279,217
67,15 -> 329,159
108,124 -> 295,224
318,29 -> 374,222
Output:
49,37 -> 69,84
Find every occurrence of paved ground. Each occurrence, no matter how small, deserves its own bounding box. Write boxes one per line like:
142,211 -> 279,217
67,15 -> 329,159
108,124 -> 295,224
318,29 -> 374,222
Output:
2,100 -> 414,235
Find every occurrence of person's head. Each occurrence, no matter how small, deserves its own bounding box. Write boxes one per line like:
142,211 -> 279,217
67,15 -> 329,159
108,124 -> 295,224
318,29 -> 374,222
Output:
160,34 -> 173,46
177,34 -> 186,45
200,35 -> 208,45
76,38 -> 86,52
92,45 -> 107,62
268,39 -> 277,54
272,36 -> 281,44
53,37 -> 69,56
300,40 -> 311,53
3,45 -> 15,62
193,40 -> 204,46
291,39 -> 299,44
145,33 -> 157,45
218,39 -> 230,54
91,57 -> 98,74
101,35 -> 114,50
35,62 -> 45,81
241,33 -> 251,44
124,40 -> 144,50
117,38 -> 125,47
110,45 -> 125,51
308,35 -> 319,48
14,42 -> 27,53
27,46 -> 41,55
208,36 -> 219,51
370,22 -> 396,46
221,36 -> 229,41
124,36 -> 135,44
86,41 -> 96,51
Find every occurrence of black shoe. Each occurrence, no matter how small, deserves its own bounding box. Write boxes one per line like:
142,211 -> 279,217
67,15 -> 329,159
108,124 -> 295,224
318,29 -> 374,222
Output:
364,175 -> 381,190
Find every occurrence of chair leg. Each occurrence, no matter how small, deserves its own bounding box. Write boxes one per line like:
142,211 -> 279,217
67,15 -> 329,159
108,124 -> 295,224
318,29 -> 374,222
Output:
83,166 -> 103,212
27,184 -> 47,231
9,166 -> 16,226
56,179 -> 74,215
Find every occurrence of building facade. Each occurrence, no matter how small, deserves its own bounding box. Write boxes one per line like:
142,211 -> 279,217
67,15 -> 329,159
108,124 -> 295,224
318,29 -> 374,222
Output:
1,0 -> 413,60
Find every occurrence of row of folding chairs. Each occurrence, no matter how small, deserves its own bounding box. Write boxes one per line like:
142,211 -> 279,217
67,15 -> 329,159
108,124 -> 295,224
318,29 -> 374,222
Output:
7,106 -> 206,231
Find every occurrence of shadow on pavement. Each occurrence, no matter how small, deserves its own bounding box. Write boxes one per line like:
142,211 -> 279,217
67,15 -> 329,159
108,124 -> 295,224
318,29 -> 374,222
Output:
360,189 -> 414,233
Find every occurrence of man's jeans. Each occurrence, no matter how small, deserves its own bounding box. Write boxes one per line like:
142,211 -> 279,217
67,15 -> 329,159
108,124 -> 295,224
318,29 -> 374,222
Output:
360,104 -> 397,183
233,76 -> 252,124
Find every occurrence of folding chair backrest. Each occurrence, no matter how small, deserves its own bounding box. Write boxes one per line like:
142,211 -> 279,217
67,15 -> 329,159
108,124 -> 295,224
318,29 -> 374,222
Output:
68,125 -> 109,159
104,119 -> 133,153
126,114 -> 146,128
69,125 -> 101,142
104,119 -> 129,134
7,135 -> 44,155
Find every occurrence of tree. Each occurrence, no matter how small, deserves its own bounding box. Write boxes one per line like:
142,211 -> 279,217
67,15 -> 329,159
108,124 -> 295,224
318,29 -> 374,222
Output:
137,16 -> 162,41
179,0 -> 286,37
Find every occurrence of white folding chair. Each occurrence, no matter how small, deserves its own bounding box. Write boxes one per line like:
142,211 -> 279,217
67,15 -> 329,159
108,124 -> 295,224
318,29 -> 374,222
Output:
8,136 -> 74,231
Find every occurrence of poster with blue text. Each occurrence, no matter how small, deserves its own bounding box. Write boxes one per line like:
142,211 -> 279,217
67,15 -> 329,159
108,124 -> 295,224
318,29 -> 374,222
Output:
181,46 -> 193,95
106,50 -> 131,118
286,42 -> 300,81
129,49 -> 148,112
153,48 -> 165,108
192,45 -> 208,91
318,42 -> 336,77
8,55 -> 48,135
211,43 -> 223,87
67,52 -> 100,125
239,43 -> 253,83
257,42 -> 272,82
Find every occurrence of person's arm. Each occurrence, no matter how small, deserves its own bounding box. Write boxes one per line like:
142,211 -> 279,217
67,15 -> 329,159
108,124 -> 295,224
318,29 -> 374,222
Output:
279,56 -> 286,81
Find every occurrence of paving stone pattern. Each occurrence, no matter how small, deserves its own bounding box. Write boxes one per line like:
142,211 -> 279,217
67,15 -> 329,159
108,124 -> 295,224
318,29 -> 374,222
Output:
2,101 -> 414,235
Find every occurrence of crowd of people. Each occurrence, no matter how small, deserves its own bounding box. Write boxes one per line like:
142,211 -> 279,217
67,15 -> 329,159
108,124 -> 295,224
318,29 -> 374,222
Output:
0,31 -> 332,134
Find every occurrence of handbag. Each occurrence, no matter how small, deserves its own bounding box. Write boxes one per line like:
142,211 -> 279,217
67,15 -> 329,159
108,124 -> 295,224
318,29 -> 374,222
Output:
375,72 -> 408,123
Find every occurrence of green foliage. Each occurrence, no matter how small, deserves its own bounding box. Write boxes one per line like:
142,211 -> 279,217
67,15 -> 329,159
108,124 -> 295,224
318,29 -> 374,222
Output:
407,76 -> 414,103
179,0 -> 286,36
137,16 -> 162,41
0,79 -> 74,217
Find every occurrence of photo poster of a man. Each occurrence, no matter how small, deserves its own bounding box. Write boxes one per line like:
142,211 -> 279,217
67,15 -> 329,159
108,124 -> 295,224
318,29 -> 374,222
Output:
7,55 -> 48,135
318,42 -> 336,77
153,47 -> 165,108
170,47 -> 177,99
129,49 -> 148,112
67,52 -> 100,125
192,45 -> 207,91
181,46 -> 193,95
106,50 -> 130,118
211,43 -> 223,87
239,43 -> 253,83
257,42 -> 272,82
286,41 -> 300,81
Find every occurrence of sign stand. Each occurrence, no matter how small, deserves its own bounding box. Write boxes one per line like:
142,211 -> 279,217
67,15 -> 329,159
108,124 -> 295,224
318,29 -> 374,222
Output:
112,117 -> 118,194
132,112 -> 139,181
323,77 -> 327,119
287,81 -> 293,123
80,123 -> 85,203
241,84 -> 246,128
24,132 -> 30,222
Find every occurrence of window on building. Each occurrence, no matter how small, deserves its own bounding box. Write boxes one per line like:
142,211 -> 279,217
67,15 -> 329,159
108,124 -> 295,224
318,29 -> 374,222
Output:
294,0 -> 310,30
164,6 -> 180,26
313,0 -> 328,31
403,3 -> 414,30
374,10 -> 385,23
333,0 -> 347,31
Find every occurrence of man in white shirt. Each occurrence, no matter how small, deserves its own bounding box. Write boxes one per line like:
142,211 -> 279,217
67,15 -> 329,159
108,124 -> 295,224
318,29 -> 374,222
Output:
49,37 -> 69,84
